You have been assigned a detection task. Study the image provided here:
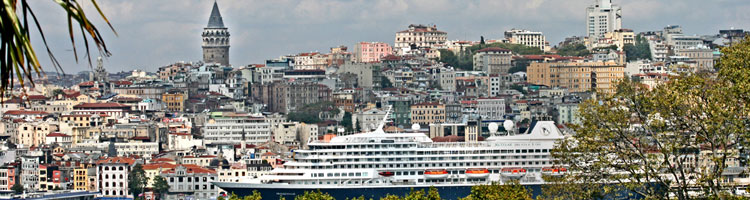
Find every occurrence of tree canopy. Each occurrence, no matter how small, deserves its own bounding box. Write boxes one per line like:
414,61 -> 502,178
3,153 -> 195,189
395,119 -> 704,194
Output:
623,35 -> 652,61
460,181 -> 532,200
128,164 -> 148,199
439,43 -> 543,71
556,43 -> 590,57
152,176 -> 170,200
551,37 -> 750,199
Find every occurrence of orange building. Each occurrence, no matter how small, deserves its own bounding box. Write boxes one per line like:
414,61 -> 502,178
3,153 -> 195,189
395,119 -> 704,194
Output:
527,61 -> 625,93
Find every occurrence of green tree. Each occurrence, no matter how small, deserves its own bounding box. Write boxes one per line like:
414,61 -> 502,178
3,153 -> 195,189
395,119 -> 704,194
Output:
243,191 -> 262,200
152,176 -> 170,200
552,37 -> 750,200
287,112 -> 321,124
438,49 -> 468,70
556,43 -> 590,57
378,187 -> 440,200
510,85 -> 526,95
11,183 -> 23,194
623,35 -> 652,61
294,190 -> 334,200
460,181 -> 532,200
128,164 -> 148,199
52,88 -> 65,98
381,76 -> 394,88
342,112 -> 354,133
0,0 -> 114,98
508,65 -> 526,74
591,45 -> 618,52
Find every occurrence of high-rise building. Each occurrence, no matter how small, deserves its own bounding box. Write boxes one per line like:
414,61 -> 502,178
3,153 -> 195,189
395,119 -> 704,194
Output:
202,1 -> 230,66
586,0 -> 622,40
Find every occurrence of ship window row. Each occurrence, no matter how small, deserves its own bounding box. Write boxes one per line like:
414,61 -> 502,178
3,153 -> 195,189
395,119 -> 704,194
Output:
305,154 -> 548,163
301,160 -> 550,169
302,148 -> 549,156
310,144 -> 416,150
310,172 -> 368,177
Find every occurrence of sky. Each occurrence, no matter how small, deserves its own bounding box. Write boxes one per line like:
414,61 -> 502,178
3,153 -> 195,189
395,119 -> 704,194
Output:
26,0 -> 750,74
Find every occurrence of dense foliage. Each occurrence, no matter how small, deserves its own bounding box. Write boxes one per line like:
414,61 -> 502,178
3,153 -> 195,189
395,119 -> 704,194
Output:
555,43 -> 590,57
128,164 -> 148,199
551,37 -> 750,199
286,101 -> 338,124
11,183 -> 23,194
152,176 -> 170,200
623,35 -> 652,61
380,187 -> 441,200
220,183 -> 540,200
439,43 -> 543,71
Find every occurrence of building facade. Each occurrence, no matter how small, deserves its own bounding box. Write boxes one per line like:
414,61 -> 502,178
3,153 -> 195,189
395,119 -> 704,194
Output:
394,24 -> 447,50
96,157 -> 136,198
410,102 -> 445,126
504,29 -> 548,51
163,165 -> 218,200
476,98 -> 505,120
203,112 -> 271,145
354,42 -> 392,63
527,61 -> 625,93
473,48 -> 512,75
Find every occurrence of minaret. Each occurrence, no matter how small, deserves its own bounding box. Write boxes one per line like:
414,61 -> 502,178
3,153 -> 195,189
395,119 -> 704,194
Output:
202,1 -> 230,66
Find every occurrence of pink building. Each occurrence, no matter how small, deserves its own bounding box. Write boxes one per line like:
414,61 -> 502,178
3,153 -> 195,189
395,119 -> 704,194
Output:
354,42 -> 392,63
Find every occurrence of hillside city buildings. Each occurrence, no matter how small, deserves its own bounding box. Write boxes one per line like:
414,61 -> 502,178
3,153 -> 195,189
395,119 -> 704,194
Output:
0,0 -> 747,199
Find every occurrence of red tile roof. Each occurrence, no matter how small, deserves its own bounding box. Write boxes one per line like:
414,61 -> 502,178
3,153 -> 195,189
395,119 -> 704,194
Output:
27,95 -> 48,101
142,163 -> 177,170
73,102 -> 130,109
47,133 -> 71,137
476,47 -> 511,53
3,110 -> 49,115
96,157 -> 136,165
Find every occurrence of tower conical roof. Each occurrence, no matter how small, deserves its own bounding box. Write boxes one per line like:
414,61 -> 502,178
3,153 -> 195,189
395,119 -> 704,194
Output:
206,1 -> 225,28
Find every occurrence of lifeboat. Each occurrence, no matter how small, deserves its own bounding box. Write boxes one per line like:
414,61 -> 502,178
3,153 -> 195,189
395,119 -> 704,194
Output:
378,171 -> 395,177
465,168 -> 489,178
501,167 -> 527,178
424,169 -> 449,179
541,167 -> 567,176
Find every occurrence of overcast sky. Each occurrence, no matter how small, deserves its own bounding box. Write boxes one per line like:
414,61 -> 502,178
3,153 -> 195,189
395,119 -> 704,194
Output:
27,0 -> 750,73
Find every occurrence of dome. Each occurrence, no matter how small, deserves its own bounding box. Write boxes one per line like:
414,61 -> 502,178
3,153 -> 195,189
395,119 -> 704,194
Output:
209,156 -> 229,168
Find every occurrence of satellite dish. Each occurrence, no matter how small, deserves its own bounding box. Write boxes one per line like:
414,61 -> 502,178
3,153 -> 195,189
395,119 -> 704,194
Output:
503,120 -> 515,132
488,123 -> 499,133
411,124 -> 421,132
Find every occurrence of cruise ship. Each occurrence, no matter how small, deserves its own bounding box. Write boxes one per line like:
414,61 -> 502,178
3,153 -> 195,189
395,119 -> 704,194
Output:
213,118 -> 566,199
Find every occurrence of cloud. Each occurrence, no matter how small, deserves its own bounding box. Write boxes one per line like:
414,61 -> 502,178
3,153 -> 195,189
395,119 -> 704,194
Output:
23,0 -> 750,74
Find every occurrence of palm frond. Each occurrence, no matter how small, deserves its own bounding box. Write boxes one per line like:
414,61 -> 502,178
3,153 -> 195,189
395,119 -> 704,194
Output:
0,0 -> 115,101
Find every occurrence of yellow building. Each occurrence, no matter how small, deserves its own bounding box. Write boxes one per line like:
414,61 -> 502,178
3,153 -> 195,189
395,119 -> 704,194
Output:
410,102 -> 445,126
604,29 -> 635,50
16,122 -> 55,147
527,61 -> 625,93
61,114 -> 93,144
73,163 -> 94,191
162,91 -> 186,112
